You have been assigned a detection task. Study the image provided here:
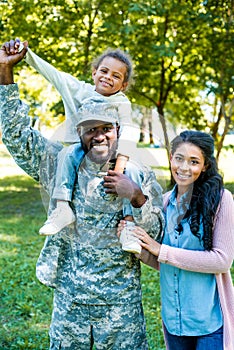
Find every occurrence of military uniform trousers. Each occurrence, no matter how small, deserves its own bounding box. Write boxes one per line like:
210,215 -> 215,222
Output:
49,290 -> 149,350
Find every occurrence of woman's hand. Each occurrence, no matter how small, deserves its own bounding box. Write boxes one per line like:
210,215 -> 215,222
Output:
133,226 -> 161,257
117,220 -> 126,238
117,220 -> 161,257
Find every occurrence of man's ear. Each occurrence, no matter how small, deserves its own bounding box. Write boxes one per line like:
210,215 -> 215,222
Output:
77,127 -> 81,137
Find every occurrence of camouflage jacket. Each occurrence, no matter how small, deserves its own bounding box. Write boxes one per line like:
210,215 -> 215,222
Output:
0,84 -> 164,305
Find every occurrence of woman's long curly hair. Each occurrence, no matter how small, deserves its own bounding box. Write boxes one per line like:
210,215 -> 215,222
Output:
170,130 -> 224,250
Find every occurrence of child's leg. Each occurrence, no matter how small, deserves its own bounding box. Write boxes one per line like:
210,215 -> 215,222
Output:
39,200 -> 76,236
52,143 -> 83,201
119,160 -> 144,254
39,144 -> 83,235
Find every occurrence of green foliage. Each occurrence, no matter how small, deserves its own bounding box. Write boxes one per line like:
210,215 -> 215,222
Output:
1,0 -> 233,140
225,182 -> 234,195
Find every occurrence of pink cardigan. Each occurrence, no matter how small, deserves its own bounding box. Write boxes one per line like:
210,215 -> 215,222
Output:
140,189 -> 234,350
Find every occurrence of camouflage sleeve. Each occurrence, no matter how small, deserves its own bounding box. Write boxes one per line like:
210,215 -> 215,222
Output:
131,167 -> 165,242
0,84 -> 62,191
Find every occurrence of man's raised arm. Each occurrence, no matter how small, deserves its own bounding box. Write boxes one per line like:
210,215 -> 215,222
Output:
0,40 -> 28,84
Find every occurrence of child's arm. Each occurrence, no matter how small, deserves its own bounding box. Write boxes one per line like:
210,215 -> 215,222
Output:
25,48 -> 80,92
25,47 -> 83,118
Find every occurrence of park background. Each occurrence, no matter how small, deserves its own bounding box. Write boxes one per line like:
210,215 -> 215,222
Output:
0,1 -> 233,349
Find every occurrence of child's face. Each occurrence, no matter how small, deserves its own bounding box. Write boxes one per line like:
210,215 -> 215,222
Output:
170,142 -> 206,191
92,57 -> 128,96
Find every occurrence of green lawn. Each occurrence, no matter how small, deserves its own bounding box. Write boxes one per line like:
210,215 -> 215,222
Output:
0,147 -> 233,350
0,174 -> 165,349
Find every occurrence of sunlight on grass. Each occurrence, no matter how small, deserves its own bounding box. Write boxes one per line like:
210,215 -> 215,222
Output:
0,233 -> 19,242
0,250 -> 18,258
33,322 -> 51,331
0,145 -> 29,178
2,217 -> 28,224
0,185 -> 30,192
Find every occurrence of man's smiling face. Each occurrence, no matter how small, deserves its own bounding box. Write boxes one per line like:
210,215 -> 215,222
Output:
78,121 -> 119,164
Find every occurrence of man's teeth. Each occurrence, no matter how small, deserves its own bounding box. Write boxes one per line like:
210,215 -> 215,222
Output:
93,145 -> 108,151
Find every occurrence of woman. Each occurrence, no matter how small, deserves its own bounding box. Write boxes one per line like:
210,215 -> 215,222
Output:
119,130 -> 234,350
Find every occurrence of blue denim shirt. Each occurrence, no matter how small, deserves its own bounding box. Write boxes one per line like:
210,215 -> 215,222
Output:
161,186 -> 223,336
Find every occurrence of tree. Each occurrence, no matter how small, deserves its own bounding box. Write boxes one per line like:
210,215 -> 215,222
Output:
1,0 -> 233,166
199,1 -> 234,161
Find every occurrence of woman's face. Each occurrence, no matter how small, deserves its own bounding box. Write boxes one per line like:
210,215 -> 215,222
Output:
170,142 -> 206,191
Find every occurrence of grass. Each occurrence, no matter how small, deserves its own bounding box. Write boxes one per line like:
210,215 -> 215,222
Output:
0,175 -> 52,349
0,145 -> 233,350
0,174 -> 165,349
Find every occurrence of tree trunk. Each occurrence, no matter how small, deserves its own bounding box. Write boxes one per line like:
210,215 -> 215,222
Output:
148,111 -> 154,145
138,107 -> 148,143
156,103 -> 173,185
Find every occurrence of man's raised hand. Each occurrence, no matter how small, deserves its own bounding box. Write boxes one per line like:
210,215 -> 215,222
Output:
0,39 -> 28,66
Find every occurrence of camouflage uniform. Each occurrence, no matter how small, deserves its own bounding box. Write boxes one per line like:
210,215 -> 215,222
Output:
0,84 -> 164,350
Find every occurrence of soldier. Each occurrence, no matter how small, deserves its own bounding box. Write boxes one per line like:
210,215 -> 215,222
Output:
0,43 -> 164,349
